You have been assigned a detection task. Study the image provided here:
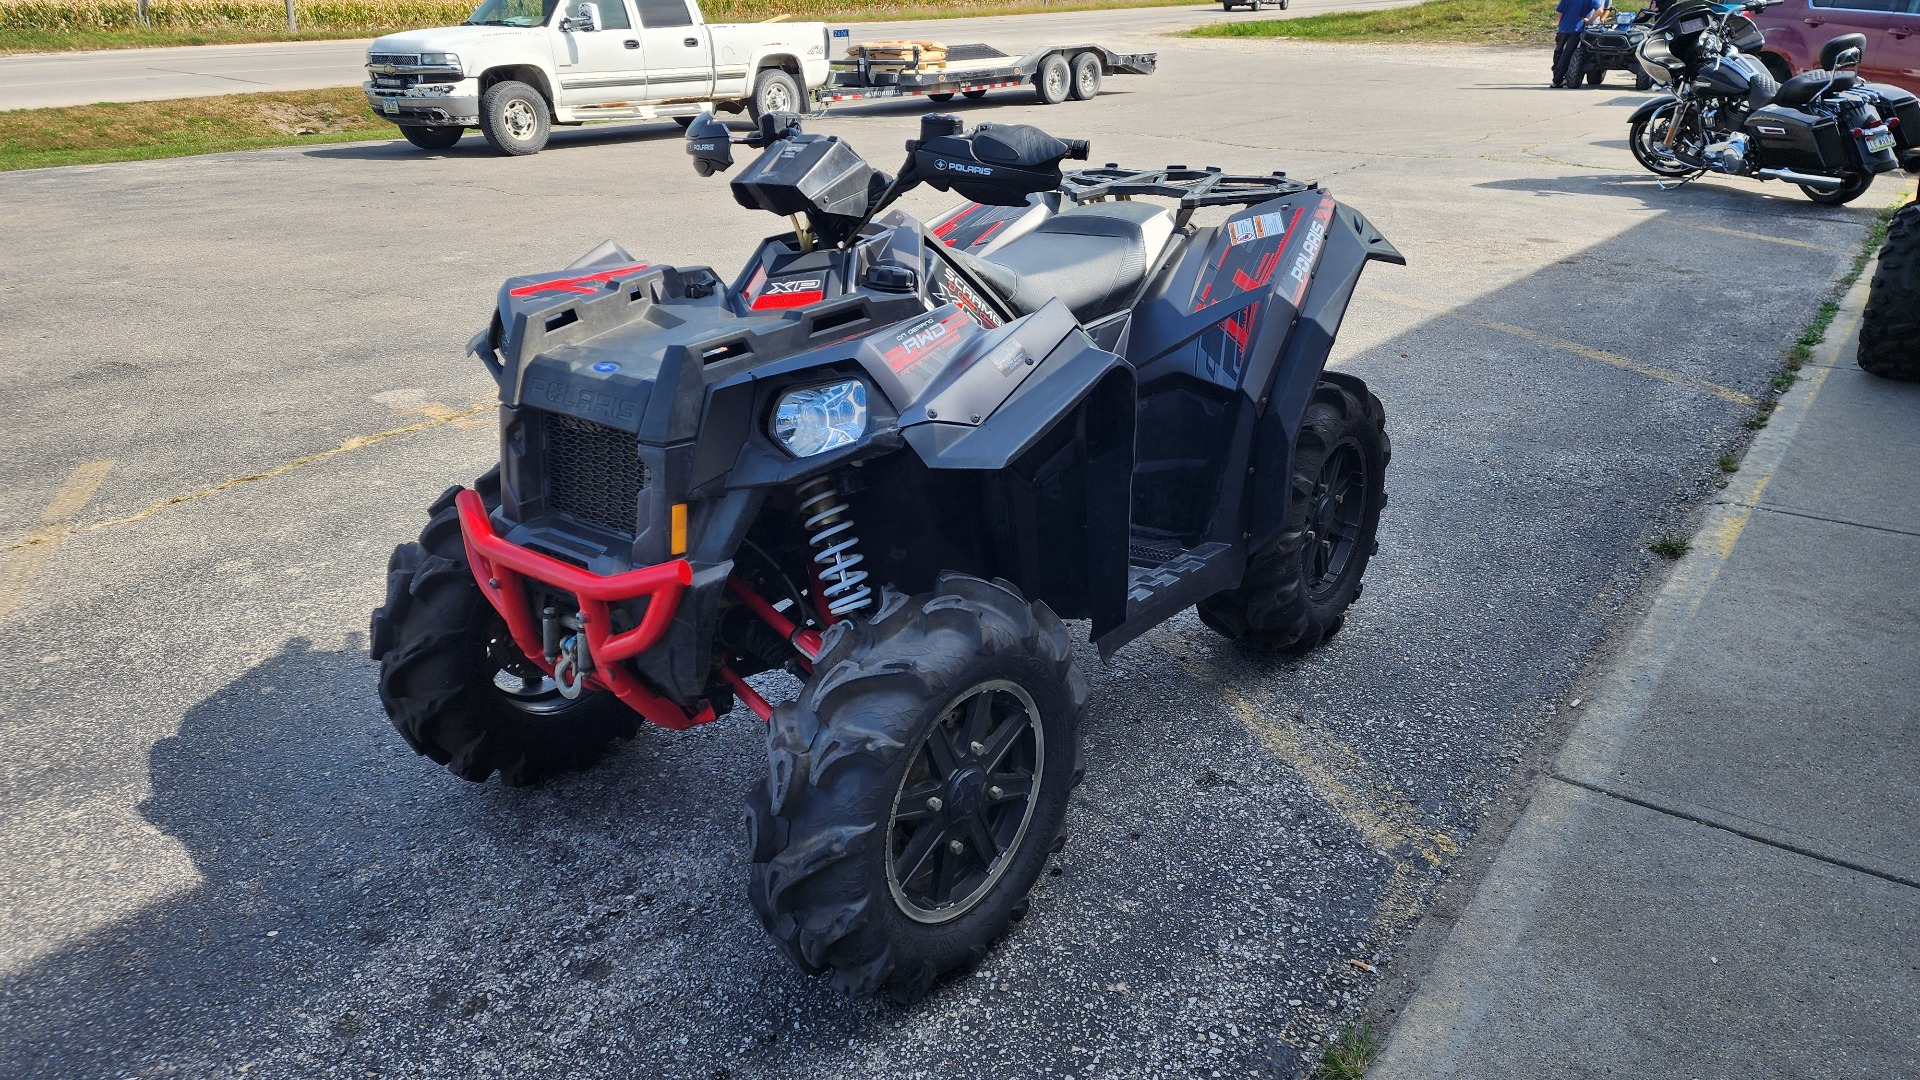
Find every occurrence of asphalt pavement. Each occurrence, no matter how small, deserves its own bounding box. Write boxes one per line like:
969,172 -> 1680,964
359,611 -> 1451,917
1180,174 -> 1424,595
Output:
0,0 -> 1423,110
0,34 -> 1896,1080
1368,276 -> 1920,1078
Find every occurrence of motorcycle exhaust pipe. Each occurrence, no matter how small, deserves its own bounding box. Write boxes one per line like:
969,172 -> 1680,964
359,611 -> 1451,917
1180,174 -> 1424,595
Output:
1756,167 -> 1844,190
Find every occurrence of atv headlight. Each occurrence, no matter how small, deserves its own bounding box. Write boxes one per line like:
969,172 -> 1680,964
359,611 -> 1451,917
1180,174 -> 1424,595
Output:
771,380 -> 867,457
420,51 -> 462,69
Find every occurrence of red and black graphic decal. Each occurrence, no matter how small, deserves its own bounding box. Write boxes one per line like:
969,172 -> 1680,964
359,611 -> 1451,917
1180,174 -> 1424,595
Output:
750,275 -> 827,311
930,262 -> 1004,329
881,309 -> 976,377
931,202 -> 1028,252
1188,195 -> 1336,380
509,263 -> 650,298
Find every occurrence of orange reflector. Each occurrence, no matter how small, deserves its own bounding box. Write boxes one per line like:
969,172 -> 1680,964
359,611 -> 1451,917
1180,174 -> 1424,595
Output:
670,502 -> 688,555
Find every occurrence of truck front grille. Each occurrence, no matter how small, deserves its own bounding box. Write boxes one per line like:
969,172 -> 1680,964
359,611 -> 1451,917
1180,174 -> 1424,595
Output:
541,411 -> 648,536
368,52 -> 422,67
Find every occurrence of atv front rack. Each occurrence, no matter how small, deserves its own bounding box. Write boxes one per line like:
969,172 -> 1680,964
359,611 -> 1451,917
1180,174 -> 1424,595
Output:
1061,166 -> 1318,224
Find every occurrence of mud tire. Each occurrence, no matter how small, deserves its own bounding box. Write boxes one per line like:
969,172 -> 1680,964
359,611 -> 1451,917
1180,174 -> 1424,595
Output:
1197,377 -> 1389,654
371,470 -> 636,784
1859,200 -> 1920,381
746,574 -> 1087,1002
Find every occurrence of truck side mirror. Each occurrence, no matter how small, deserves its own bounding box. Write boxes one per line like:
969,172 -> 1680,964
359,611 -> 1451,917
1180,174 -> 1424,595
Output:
566,3 -> 602,32
685,113 -> 735,176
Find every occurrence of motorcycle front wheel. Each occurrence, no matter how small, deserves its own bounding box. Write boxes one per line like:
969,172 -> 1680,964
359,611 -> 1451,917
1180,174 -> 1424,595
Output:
1629,106 -> 1705,179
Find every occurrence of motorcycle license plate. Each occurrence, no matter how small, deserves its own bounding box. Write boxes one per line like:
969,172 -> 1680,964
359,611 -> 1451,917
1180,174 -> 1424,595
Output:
1865,130 -> 1895,153
381,97 -> 399,114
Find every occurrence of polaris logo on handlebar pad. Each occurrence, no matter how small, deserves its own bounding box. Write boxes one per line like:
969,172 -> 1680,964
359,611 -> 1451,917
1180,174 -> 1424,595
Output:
935,159 -> 994,176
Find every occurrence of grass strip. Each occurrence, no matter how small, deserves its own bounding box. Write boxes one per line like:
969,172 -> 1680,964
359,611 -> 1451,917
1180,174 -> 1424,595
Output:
1,0 -> 1198,53
0,86 -> 394,170
1186,0 -> 1577,47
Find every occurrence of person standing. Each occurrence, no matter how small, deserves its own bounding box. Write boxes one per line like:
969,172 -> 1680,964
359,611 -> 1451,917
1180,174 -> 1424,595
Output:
1552,0 -> 1603,87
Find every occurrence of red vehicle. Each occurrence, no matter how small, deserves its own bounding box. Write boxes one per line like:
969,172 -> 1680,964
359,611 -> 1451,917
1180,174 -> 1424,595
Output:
1750,0 -> 1920,94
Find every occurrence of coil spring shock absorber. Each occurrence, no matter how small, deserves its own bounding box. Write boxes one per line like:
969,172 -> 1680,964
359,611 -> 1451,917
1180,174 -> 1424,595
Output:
795,474 -> 872,617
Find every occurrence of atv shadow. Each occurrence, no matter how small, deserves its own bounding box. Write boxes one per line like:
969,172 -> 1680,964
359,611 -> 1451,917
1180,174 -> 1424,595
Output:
0,636 -> 889,1078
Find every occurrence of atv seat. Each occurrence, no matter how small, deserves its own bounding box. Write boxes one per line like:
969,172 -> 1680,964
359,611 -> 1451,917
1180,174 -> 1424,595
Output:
1765,68 -> 1858,108
948,201 -> 1175,324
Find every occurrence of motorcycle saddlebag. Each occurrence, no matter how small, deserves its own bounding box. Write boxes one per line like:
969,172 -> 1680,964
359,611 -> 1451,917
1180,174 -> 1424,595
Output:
1744,105 -> 1850,173
1869,84 -> 1920,156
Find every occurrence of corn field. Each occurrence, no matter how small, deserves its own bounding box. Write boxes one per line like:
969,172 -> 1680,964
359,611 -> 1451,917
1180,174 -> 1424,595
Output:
0,0 -> 1082,34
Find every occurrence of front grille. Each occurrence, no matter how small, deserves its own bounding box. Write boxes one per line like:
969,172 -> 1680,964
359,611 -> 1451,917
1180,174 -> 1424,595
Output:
541,411 -> 648,536
369,52 -> 421,67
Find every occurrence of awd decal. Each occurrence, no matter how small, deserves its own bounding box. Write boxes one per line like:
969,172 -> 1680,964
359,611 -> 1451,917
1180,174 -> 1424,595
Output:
509,263 -> 650,298
751,276 -> 827,310
882,310 -> 975,376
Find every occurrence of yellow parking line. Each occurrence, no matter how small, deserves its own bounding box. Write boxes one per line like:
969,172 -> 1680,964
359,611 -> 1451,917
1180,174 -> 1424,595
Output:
1684,223 -> 1833,252
0,461 -> 114,623
1378,292 -> 1760,407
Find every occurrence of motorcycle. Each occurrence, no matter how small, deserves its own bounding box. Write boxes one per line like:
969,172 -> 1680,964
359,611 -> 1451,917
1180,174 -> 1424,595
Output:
1627,0 -> 1920,204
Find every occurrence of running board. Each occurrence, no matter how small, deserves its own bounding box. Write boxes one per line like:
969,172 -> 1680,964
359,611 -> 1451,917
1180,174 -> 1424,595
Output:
1095,541 -> 1244,659
1757,167 -> 1844,190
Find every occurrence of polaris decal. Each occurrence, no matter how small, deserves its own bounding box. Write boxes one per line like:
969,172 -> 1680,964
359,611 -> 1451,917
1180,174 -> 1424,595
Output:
508,263 -> 650,298
751,276 -> 827,310
881,310 -> 976,376
523,375 -> 638,424
935,159 -> 993,176
1285,199 -> 1338,307
931,263 -> 1004,328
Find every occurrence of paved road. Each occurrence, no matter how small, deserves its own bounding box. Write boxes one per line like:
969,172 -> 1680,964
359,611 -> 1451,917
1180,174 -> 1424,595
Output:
0,35 -> 1889,1080
0,1 -> 1421,110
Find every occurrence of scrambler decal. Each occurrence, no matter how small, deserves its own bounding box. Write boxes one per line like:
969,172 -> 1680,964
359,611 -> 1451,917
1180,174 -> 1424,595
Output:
931,262 -> 1005,328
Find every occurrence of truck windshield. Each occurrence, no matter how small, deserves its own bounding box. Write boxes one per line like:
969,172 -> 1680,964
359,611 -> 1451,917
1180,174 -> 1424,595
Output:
464,0 -> 558,26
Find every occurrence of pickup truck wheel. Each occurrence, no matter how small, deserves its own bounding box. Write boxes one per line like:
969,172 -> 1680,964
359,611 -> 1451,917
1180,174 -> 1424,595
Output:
746,575 -> 1087,1002
1035,54 -> 1071,105
750,68 -> 803,123
1069,54 -> 1102,100
400,125 -> 463,150
479,80 -> 550,156
1197,378 -> 1389,654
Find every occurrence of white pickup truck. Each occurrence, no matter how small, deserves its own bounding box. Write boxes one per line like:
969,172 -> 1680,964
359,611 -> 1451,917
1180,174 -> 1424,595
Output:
363,0 -> 830,155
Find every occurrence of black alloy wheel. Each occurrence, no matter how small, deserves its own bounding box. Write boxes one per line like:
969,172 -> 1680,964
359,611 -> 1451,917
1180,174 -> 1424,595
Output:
886,681 -> 1044,922
1629,103 -> 1706,178
1303,441 -> 1368,601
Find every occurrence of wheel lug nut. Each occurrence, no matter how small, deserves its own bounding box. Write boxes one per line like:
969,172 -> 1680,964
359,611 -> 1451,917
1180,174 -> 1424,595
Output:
988,786 -> 1004,800
926,796 -> 944,812
948,839 -> 966,855
969,741 -> 986,756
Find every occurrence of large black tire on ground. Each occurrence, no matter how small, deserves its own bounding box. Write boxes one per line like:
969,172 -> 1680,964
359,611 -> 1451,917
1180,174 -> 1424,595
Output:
749,68 -> 803,124
1801,171 -> 1872,206
1635,68 -> 1654,92
371,470 -> 637,784
1858,200 -> 1920,380
1069,53 -> 1102,101
400,125 -> 463,150
479,79 -> 550,156
962,88 -> 988,100
1629,106 -> 1703,178
1035,54 -> 1072,105
746,574 -> 1087,1002
1197,378 -> 1389,653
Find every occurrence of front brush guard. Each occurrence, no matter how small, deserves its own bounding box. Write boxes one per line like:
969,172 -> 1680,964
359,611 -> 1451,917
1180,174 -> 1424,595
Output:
453,488 -> 717,730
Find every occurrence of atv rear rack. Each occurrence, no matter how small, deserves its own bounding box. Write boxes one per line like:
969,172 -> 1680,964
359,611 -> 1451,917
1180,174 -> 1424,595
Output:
1060,166 -> 1318,228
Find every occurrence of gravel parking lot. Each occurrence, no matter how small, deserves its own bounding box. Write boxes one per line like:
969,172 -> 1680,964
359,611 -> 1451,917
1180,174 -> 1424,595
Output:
0,32 -> 1886,1080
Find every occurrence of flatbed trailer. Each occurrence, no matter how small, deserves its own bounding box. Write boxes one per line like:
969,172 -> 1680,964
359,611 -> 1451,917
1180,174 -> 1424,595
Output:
817,42 -> 1156,109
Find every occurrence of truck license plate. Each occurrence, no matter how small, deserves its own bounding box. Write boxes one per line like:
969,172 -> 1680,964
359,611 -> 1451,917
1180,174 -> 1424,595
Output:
1865,130 -> 1895,153
382,98 -> 399,114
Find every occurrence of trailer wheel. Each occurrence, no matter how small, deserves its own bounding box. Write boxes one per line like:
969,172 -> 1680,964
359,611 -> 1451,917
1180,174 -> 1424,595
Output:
400,125 -> 463,150
1069,54 -> 1102,101
746,575 -> 1087,1003
1035,54 -> 1071,105
1197,378 -> 1389,654
371,471 -> 637,785
928,92 -> 956,102
479,80 -> 550,156
963,89 -> 988,100
749,68 -> 803,124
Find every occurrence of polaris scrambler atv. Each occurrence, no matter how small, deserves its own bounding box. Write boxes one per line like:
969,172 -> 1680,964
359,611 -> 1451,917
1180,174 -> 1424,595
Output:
371,110 -> 1403,1001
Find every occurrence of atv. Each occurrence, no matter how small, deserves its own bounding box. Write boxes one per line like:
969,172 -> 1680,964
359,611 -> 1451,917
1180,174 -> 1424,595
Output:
371,110 -> 1403,1001
1572,9 -> 1654,91
1859,176 -> 1920,381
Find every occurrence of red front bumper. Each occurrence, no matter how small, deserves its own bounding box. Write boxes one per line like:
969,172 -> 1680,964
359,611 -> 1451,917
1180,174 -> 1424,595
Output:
454,488 -> 716,730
